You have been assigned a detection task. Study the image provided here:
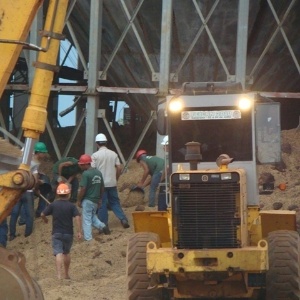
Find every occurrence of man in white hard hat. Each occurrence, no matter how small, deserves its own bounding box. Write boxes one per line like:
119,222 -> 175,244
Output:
161,135 -> 168,149
91,133 -> 130,230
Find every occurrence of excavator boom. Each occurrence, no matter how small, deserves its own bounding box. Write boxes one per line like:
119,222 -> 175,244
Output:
0,1 -> 69,298
0,0 -> 43,99
0,0 -> 69,221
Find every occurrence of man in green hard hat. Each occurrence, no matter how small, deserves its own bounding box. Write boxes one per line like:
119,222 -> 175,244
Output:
33,142 -> 52,216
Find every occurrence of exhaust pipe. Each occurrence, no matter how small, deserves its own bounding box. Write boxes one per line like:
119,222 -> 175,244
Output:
185,141 -> 202,170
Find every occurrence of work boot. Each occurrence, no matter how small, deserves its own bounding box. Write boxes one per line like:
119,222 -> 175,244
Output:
121,219 -> 130,229
102,226 -> 111,235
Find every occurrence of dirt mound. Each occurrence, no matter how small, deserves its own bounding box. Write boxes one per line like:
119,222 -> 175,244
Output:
118,160 -> 149,208
258,128 -> 300,210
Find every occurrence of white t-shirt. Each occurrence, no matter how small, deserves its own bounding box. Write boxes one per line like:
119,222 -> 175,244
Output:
91,146 -> 120,187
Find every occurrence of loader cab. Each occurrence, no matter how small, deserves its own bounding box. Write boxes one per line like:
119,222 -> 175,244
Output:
157,92 -> 281,205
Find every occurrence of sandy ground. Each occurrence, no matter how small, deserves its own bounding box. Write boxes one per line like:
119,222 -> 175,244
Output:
6,160 -> 146,300
4,128 -> 300,299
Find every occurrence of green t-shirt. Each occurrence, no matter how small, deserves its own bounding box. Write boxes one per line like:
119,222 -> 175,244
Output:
79,167 -> 104,204
52,157 -> 81,179
142,156 -> 164,175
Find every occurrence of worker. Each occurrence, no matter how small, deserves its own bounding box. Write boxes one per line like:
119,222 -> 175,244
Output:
77,154 -> 110,240
41,183 -> 82,280
32,142 -> 52,217
51,157 -> 82,203
18,141 -> 51,224
91,133 -> 130,229
136,149 -> 165,207
35,172 -> 52,217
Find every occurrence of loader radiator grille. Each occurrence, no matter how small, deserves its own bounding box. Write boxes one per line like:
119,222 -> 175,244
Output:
171,172 -> 241,249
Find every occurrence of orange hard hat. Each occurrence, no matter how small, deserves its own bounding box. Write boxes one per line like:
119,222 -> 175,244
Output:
78,154 -> 92,165
278,183 -> 287,191
136,149 -> 147,162
56,183 -> 71,195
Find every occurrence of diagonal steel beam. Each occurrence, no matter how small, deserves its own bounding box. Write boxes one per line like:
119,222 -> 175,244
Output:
193,0 -> 230,77
122,110 -> 156,173
66,21 -> 88,72
62,109 -> 86,157
120,0 -> 156,75
65,0 -> 77,24
101,0 -> 144,78
249,0 -> 295,77
172,0 -> 220,81
267,0 -> 300,74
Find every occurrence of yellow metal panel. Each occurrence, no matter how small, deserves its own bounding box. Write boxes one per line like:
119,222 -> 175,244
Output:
260,210 -> 296,238
147,246 -> 268,273
132,211 -> 171,245
247,206 -> 262,245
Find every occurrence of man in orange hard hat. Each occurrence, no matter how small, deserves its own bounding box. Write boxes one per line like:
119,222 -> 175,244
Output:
41,183 -> 82,280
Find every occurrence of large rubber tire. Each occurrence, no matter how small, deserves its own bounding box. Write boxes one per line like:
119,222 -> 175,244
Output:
126,232 -> 162,300
266,230 -> 300,300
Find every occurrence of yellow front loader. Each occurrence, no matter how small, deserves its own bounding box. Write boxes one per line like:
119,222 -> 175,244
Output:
127,92 -> 300,299
0,1 -> 69,298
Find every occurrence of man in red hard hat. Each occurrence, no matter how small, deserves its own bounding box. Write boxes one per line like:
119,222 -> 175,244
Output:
136,150 -> 165,207
41,183 -> 82,280
77,154 -> 110,240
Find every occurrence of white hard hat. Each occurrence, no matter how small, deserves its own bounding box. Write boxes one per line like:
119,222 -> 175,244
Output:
161,136 -> 169,145
95,133 -> 107,142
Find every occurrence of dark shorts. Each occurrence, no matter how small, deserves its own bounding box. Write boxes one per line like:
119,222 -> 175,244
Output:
52,233 -> 73,256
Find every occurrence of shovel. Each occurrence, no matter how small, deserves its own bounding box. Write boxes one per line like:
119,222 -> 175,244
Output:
119,182 -> 144,194
128,184 -> 144,194
39,194 -> 51,205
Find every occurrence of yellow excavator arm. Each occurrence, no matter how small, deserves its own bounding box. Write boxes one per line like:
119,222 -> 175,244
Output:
0,1 -> 69,298
0,0 -> 69,222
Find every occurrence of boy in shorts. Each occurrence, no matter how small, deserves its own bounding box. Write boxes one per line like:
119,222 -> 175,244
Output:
41,183 -> 82,279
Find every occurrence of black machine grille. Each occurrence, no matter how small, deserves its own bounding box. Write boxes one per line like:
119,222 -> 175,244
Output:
172,173 -> 241,249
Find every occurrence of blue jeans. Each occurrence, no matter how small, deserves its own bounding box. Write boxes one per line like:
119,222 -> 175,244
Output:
82,199 -> 106,241
36,174 -> 52,216
36,196 -> 47,216
98,187 -> 128,225
9,191 -> 34,238
0,219 -> 8,247
149,172 -> 162,207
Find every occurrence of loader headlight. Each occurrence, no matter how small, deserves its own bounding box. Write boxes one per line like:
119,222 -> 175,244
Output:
238,96 -> 252,111
169,98 -> 183,112
221,173 -> 232,180
179,173 -> 190,181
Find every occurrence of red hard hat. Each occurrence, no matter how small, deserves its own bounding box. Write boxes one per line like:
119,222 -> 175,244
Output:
56,183 -> 71,195
136,149 -> 147,162
78,154 -> 92,165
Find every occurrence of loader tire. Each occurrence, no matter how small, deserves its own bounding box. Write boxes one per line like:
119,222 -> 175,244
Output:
266,230 -> 300,300
126,232 -> 162,300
